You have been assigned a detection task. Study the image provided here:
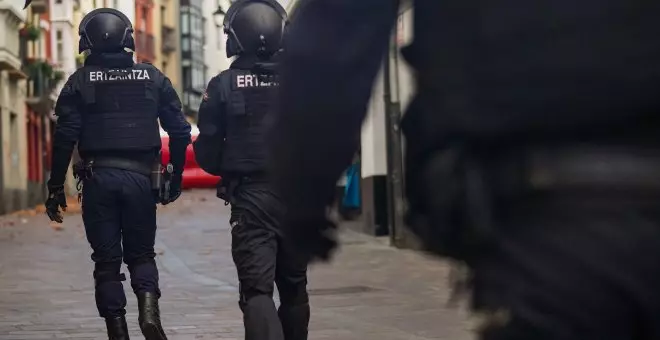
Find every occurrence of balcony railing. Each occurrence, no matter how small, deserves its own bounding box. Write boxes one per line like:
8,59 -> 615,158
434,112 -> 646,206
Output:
23,59 -> 62,114
136,30 -> 156,62
161,26 -> 176,54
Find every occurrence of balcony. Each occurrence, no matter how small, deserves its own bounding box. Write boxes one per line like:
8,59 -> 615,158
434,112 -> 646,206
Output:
0,50 -> 26,80
161,26 -> 176,54
23,59 -> 62,114
28,0 -> 48,14
135,30 -> 156,62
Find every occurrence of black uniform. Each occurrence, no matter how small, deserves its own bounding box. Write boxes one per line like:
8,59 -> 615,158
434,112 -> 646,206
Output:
46,8 -> 191,340
195,2 -> 309,339
195,54 -> 309,340
270,0 -> 660,339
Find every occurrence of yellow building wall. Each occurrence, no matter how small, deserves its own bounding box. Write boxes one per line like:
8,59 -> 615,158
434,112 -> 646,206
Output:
153,0 -> 181,95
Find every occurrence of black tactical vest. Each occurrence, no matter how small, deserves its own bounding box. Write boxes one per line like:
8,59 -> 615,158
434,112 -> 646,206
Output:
220,68 -> 279,174
78,63 -> 161,154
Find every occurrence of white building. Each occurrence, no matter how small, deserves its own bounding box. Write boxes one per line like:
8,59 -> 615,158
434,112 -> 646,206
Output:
50,0 -> 77,92
202,0 -> 231,81
0,0 -> 29,213
78,0 -> 135,28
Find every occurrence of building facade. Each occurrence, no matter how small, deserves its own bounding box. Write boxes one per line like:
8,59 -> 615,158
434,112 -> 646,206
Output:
0,0 -> 29,213
23,1 -> 68,207
154,0 -> 181,93
203,0 -> 232,80
179,0 -> 206,119
134,0 -> 155,63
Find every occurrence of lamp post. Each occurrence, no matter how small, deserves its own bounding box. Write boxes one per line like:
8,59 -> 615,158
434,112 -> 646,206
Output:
213,6 -> 226,26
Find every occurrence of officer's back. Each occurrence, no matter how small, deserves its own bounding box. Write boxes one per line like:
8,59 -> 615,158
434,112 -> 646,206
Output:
75,52 -> 162,164
218,55 -> 279,177
46,7 -> 190,340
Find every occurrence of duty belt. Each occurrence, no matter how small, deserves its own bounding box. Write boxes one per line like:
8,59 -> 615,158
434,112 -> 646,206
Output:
519,145 -> 660,191
91,157 -> 152,177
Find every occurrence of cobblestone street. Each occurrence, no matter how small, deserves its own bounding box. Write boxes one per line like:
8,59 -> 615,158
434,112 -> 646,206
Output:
0,189 -> 471,340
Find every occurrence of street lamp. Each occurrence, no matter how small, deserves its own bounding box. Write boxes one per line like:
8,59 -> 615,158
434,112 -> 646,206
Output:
213,6 -> 226,27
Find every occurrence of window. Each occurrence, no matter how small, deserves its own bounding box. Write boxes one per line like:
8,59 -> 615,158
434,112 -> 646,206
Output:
181,10 -> 189,34
181,37 -> 190,51
112,0 -> 118,8
183,66 -> 191,88
188,93 -> 201,111
56,30 -> 63,64
192,64 -> 204,90
55,0 -> 62,4
190,14 -> 199,37
191,38 -> 200,55
201,17 -> 207,45
139,6 -> 148,31
142,6 -> 148,23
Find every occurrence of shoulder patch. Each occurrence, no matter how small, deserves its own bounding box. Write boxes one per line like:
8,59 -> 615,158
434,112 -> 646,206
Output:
202,89 -> 209,102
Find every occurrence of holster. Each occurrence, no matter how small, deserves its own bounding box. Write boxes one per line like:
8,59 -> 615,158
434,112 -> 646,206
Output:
217,178 -> 239,206
151,157 -> 163,193
73,159 -> 95,180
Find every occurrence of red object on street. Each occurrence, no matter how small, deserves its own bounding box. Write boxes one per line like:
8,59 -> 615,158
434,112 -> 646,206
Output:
160,124 -> 221,189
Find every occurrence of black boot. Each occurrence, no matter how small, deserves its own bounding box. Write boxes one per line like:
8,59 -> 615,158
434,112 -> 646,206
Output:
105,316 -> 130,340
137,292 -> 168,340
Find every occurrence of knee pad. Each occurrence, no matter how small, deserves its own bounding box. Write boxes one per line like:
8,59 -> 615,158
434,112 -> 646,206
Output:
126,257 -> 156,271
239,282 -> 275,306
94,262 -> 125,287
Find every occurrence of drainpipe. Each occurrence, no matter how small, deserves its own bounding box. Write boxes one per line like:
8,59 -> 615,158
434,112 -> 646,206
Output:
383,31 -> 408,248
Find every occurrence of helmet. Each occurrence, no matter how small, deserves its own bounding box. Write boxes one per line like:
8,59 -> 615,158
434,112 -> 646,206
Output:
79,8 -> 135,54
223,0 -> 288,58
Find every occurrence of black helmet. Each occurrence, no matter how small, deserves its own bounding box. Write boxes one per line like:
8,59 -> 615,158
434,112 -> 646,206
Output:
78,8 -> 135,54
223,0 -> 288,58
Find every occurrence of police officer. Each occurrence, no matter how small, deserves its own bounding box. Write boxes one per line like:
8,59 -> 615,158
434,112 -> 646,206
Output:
193,1 -> 309,339
45,8 -> 191,340
269,0 -> 660,339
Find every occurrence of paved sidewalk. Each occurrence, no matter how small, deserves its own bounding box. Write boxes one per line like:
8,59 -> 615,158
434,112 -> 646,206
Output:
0,189 -> 471,340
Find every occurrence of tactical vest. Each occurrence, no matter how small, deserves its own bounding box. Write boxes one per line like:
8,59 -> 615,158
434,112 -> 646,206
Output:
78,63 -> 161,154
220,68 -> 279,174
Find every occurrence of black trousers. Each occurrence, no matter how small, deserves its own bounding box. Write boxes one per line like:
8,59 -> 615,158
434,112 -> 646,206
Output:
229,179 -> 310,340
471,191 -> 660,340
82,168 -> 161,318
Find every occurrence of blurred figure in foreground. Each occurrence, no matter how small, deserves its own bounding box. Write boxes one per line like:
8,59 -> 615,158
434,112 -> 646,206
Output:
193,1 -> 310,339
45,8 -> 191,340
270,0 -> 660,339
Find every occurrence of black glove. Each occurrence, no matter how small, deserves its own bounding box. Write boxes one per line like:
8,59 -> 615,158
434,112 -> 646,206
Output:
45,185 -> 67,223
161,173 -> 182,205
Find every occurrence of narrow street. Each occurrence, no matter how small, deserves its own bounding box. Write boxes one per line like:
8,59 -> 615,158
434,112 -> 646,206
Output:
0,189 -> 471,340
